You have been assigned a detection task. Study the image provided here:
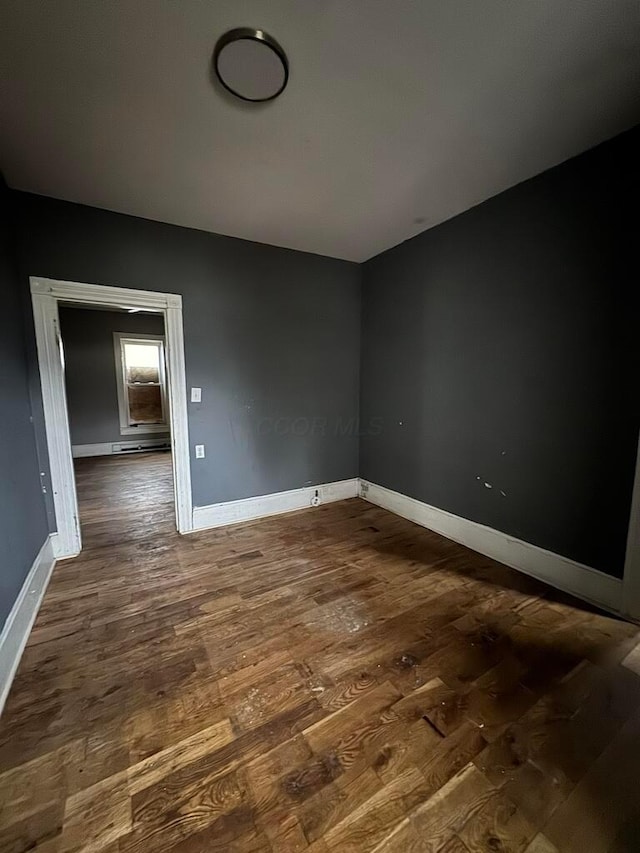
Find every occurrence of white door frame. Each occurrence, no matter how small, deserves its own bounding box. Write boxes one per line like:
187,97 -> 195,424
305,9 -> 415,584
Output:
623,430 -> 640,620
30,276 -> 193,558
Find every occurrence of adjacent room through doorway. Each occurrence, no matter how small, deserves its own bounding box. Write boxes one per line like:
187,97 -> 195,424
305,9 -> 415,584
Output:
58,303 -> 175,548
27,276 -> 193,559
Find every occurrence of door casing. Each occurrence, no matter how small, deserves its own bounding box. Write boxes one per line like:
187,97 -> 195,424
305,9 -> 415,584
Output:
30,276 -> 193,557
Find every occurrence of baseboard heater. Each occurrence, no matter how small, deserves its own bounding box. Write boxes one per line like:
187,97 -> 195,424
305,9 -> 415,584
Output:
111,439 -> 171,454
72,439 -> 171,458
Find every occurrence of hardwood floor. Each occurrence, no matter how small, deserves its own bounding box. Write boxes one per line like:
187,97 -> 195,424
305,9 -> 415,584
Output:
1,452 -> 640,852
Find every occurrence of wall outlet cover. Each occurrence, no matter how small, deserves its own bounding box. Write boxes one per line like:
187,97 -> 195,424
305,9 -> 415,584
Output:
195,444 -> 205,458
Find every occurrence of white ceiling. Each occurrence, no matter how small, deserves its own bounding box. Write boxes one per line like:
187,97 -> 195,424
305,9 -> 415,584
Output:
1,1 -> 639,262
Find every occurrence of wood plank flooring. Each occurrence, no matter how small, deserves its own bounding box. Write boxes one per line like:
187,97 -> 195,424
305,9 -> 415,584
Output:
1,452 -> 640,852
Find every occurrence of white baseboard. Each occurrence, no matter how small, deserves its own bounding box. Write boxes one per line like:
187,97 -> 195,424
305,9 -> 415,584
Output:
0,535 -> 57,716
72,438 -> 170,458
359,479 -> 623,613
192,478 -> 359,532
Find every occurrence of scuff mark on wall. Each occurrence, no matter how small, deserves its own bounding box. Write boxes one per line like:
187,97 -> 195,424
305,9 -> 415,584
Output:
477,475 -> 508,496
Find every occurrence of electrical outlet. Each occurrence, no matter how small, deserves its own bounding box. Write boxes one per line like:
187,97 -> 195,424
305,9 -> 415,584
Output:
195,444 -> 205,459
191,387 -> 202,403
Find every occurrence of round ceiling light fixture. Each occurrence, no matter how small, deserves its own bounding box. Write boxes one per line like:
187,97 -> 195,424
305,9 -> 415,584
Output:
213,28 -> 289,103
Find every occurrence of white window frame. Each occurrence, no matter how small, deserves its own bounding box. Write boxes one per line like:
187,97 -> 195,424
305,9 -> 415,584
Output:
113,332 -> 169,435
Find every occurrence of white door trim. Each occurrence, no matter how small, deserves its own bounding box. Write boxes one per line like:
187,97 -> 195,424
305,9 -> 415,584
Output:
31,287 -> 79,556
30,277 -> 193,557
622,430 -> 640,620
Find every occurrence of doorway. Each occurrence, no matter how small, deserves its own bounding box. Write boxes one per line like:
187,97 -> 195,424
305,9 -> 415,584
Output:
30,277 -> 192,558
60,303 -> 174,547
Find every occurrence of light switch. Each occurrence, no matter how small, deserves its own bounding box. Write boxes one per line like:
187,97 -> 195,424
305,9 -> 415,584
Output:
191,387 -> 202,403
195,444 -> 205,459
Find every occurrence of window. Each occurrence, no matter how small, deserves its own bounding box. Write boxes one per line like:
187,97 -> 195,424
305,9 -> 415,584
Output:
113,333 -> 168,434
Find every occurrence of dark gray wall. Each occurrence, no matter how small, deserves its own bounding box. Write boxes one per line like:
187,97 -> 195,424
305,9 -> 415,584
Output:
0,178 -> 49,627
361,126 -> 639,578
59,307 -> 168,446
14,195 -> 361,508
